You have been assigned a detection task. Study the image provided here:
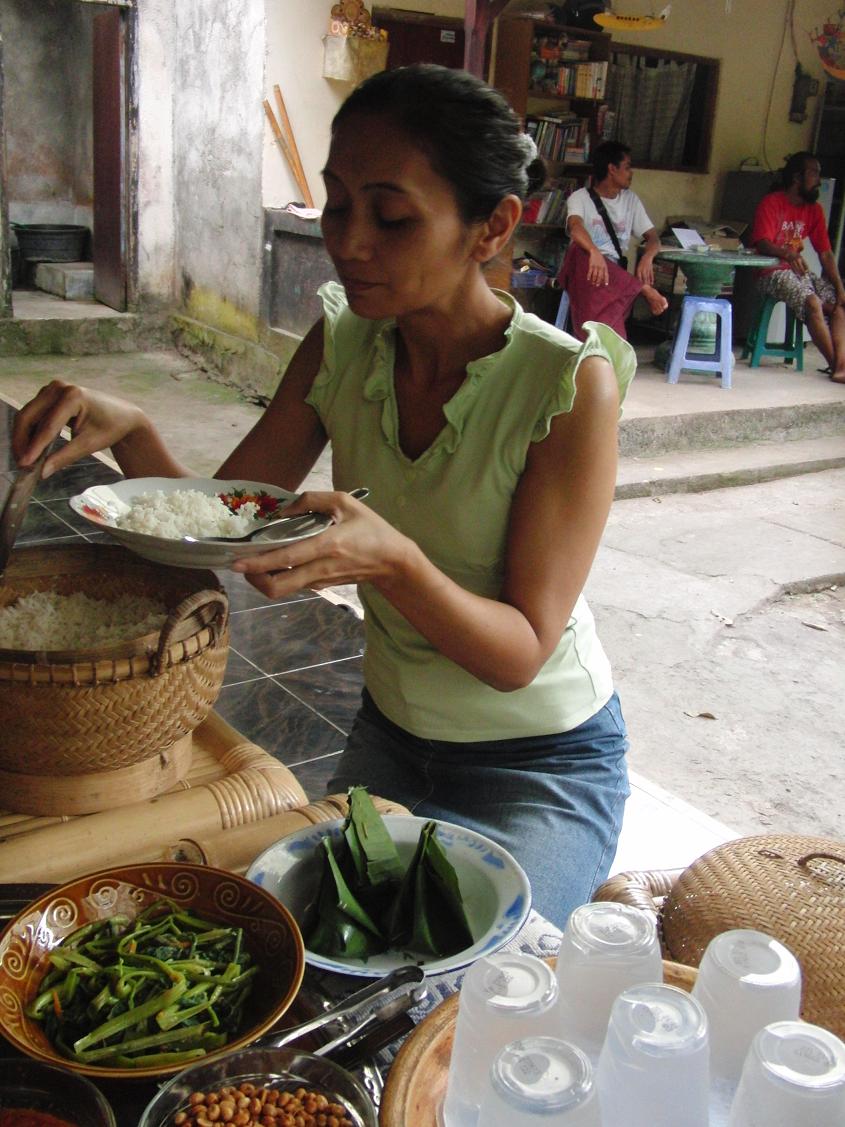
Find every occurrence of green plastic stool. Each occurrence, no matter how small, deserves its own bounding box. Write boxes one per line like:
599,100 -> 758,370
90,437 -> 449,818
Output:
742,296 -> 804,370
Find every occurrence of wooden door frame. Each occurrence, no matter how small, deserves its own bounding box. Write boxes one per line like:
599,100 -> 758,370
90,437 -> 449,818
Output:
0,0 -> 136,318
0,33 -> 11,319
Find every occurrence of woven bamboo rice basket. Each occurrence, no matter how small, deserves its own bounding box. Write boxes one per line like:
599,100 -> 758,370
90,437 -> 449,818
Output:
655,834 -> 845,1039
0,543 -> 229,813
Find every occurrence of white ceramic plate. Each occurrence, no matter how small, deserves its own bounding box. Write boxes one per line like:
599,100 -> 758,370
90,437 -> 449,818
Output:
246,815 -> 531,978
69,477 -> 329,570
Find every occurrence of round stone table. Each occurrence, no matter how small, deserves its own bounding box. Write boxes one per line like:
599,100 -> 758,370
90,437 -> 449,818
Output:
653,247 -> 778,371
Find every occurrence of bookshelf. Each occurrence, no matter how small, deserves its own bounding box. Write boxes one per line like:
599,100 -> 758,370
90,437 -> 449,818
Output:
493,17 -> 613,306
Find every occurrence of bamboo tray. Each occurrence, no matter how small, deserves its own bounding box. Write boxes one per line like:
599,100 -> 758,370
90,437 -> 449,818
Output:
379,958 -> 698,1127
0,711 -> 407,886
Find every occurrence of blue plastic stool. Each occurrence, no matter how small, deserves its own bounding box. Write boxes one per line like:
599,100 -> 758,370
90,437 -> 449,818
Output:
741,295 -> 804,370
667,295 -> 733,390
554,289 -> 571,332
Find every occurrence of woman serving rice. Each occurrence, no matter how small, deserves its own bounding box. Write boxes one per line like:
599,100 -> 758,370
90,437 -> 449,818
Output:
13,65 -> 635,929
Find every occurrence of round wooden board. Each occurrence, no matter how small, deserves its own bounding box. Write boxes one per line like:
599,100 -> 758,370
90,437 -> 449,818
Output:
379,957 -> 698,1127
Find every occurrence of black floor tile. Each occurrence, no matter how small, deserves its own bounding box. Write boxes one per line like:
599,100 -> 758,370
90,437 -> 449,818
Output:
227,599 -> 364,675
212,676 -> 348,766
218,569 -> 317,613
15,501 -> 81,544
289,751 -> 345,800
273,656 -> 364,733
32,457 -> 122,502
221,645 -> 266,687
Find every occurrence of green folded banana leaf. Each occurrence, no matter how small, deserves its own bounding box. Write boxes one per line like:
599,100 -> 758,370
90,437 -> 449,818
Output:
346,786 -> 404,889
304,835 -> 386,959
387,821 -> 474,958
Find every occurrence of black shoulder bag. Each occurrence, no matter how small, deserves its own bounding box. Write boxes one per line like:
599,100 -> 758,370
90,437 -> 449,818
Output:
588,188 -> 627,269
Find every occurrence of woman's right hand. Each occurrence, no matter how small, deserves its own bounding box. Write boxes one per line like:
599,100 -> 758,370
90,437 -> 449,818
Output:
12,380 -> 148,478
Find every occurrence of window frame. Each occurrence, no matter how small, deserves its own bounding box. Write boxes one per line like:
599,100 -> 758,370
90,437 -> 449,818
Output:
608,42 -> 720,174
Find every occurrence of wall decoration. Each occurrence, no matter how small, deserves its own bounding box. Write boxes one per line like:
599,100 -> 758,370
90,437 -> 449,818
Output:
328,1 -> 387,42
810,9 -> 845,80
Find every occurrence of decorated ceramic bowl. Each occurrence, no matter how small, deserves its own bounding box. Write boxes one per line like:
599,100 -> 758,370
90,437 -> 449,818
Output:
247,814 -> 531,978
0,862 -> 304,1080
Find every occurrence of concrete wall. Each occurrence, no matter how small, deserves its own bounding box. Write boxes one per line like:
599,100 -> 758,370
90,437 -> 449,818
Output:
170,0 -> 265,336
1,0 -> 94,227
135,0 -> 176,307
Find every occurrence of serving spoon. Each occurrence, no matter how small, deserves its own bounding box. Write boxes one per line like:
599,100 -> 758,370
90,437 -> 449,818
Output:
184,486 -> 370,544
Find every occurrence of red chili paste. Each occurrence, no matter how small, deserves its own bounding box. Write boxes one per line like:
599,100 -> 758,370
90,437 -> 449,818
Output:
0,1112 -> 79,1127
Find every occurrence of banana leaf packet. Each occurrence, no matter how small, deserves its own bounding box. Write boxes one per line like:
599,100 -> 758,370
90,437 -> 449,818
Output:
304,787 -> 473,961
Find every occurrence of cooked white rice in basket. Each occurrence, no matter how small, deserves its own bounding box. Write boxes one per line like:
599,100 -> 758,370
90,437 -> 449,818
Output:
0,590 -> 168,650
116,489 -> 260,539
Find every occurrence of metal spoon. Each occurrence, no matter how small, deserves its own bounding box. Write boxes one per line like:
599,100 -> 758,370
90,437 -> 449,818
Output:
184,487 -> 370,544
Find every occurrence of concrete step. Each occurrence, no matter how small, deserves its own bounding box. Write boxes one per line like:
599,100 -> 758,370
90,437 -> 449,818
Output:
33,261 -> 94,301
1,291 -> 171,355
616,434 -> 845,498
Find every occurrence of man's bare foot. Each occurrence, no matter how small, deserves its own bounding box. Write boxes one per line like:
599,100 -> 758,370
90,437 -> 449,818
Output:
830,370 -> 845,384
642,284 -> 669,317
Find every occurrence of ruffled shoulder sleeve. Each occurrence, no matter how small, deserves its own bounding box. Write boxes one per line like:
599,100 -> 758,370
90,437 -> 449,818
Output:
531,320 -> 637,443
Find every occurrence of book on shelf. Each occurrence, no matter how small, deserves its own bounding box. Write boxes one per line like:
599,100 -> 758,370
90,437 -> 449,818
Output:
521,177 -> 580,227
528,113 -> 589,163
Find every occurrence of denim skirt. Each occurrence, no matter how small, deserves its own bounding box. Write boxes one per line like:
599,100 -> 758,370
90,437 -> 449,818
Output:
327,689 -> 630,930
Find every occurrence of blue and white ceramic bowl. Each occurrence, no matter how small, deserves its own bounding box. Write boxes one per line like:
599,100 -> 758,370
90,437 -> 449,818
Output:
247,814 -> 531,977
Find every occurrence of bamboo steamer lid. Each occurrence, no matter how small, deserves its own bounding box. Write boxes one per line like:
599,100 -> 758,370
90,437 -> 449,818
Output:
660,833 -> 845,1038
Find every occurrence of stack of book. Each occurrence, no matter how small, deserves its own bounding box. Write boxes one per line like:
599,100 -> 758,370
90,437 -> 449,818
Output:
555,61 -> 607,99
522,177 -> 580,226
527,114 -> 590,163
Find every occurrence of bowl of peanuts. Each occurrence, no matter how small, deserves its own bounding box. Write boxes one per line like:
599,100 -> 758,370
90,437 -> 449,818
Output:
137,1046 -> 377,1127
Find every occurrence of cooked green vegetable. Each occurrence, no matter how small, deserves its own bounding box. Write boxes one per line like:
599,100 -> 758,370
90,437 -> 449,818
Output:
26,899 -> 257,1068
305,787 -> 473,961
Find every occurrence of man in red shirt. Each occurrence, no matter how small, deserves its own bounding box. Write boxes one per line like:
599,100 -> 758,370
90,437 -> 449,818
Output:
750,151 -> 845,383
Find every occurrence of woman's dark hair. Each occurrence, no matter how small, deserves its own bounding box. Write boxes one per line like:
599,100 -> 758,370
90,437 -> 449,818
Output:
770,151 -> 817,192
332,64 -> 546,222
592,141 -> 631,183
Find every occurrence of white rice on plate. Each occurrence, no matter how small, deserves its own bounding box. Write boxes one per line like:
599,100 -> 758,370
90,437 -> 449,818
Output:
0,590 -> 168,650
116,489 -> 260,540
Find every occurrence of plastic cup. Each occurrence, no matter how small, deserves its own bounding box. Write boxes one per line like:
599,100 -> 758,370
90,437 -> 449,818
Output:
553,901 -> 664,1059
441,953 -> 560,1127
728,1020 -> 845,1126
692,929 -> 802,1088
477,1036 -> 601,1126
597,982 -> 710,1127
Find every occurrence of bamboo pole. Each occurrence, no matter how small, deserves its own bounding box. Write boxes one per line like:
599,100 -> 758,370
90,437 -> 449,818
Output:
263,99 -> 313,208
273,84 -> 315,208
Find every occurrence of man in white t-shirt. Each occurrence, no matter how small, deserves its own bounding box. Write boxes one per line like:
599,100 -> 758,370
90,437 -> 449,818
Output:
559,141 -> 668,340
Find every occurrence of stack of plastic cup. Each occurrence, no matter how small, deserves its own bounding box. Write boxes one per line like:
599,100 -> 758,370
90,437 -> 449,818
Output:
477,1036 -> 601,1126
553,901 -> 664,1060
596,982 -> 710,1127
728,1020 -> 845,1126
441,953 -> 560,1127
691,928 -> 802,1122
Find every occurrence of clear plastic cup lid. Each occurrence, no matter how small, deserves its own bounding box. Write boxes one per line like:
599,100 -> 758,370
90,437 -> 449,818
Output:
566,901 -> 658,959
755,1021 -> 845,1090
613,983 -> 708,1056
473,954 -> 559,1014
706,929 -> 801,989
491,1036 -> 594,1112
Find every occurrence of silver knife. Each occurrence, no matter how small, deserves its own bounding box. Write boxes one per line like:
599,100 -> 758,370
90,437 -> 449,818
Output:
0,444 -> 52,575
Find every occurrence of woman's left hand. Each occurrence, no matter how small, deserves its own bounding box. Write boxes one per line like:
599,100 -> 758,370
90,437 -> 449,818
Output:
230,490 -> 407,598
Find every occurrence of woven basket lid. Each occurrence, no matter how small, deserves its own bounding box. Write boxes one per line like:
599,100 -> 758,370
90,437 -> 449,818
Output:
660,833 -> 845,1038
